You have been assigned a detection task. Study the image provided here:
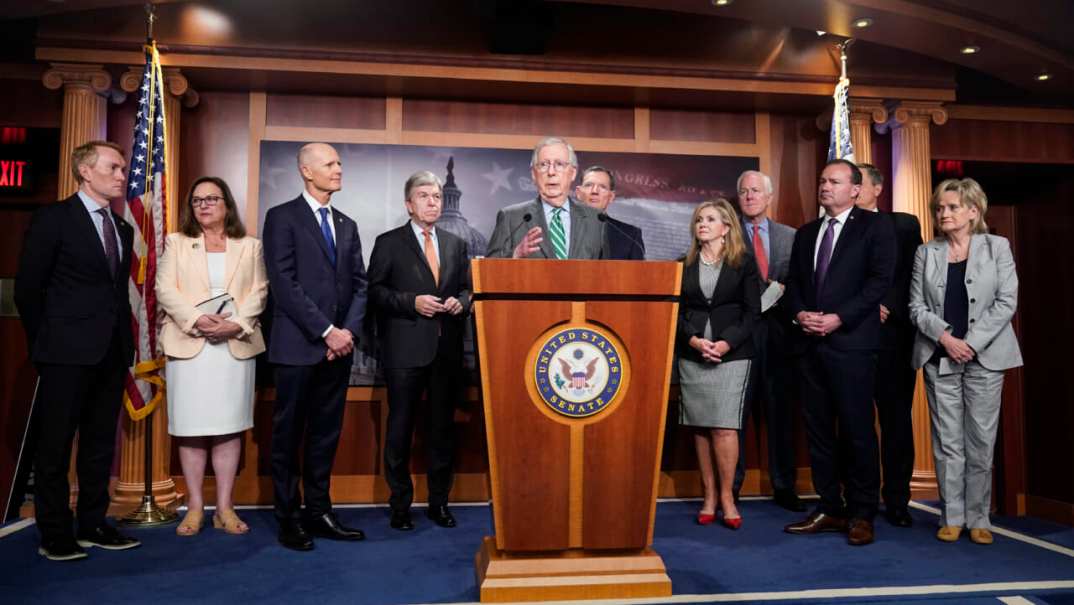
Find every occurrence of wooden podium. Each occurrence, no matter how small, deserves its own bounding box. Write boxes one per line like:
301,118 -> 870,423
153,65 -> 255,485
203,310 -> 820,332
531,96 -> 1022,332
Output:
471,258 -> 681,602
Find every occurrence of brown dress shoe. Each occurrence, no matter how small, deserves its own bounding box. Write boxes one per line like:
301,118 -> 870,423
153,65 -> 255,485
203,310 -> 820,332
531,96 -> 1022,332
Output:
847,518 -> 875,546
969,528 -> 993,545
784,511 -> 848,534
936,526 -> 962,542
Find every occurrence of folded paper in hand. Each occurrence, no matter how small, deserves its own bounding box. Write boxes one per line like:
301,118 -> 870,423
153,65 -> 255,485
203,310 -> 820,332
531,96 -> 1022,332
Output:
195,293 -> 236,316
761,281 -> 784,313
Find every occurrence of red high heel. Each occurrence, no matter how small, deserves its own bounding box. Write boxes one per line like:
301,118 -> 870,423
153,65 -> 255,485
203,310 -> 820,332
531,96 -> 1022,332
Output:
697,512 -> 716,525
721,515 -> 742,530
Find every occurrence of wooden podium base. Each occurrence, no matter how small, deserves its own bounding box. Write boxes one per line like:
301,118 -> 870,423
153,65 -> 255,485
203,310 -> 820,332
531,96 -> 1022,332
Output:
474,537 -> 672,602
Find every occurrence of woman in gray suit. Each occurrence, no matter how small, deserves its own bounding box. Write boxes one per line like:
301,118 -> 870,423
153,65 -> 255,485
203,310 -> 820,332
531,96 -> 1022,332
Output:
908,178 -> 1022,546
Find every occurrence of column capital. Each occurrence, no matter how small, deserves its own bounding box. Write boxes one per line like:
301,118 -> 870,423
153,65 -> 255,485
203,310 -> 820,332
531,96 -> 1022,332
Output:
877,101 -> 948,133
120,66 -> 200,108
42,63 -> 112,93
848,97 -> 889,126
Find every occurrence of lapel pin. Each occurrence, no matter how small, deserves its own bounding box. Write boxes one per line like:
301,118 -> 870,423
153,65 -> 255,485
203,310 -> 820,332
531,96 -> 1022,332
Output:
192,242 -> 200,249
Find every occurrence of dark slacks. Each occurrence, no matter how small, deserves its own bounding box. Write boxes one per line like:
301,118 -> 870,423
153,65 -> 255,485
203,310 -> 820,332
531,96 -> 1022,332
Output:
875,332 -> 918,509
734,316 -> 798,494
383,352 -> 459,512
798,345 -> 880,520
271,356 -> 350,521
32,335 -> 126,541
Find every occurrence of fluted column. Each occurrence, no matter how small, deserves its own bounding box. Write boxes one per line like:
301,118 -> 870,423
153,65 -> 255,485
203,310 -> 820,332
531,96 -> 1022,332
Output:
880,101 -> 949,499
112,68 -> 197,511
848,98 -> 888,166
42,64 -> 112,198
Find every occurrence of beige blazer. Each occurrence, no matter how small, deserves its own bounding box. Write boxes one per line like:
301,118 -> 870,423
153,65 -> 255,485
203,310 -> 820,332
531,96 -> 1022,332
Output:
908,233 -> 1023,371
156,232 -> 268,360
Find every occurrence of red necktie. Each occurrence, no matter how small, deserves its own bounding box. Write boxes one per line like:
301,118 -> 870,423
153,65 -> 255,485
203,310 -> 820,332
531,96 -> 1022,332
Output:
753,224 -> 768,281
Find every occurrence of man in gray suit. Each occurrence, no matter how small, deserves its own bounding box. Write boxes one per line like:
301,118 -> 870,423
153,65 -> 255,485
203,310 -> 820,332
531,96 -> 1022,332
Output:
731,170 -> 805,512
487,137 -> 608,259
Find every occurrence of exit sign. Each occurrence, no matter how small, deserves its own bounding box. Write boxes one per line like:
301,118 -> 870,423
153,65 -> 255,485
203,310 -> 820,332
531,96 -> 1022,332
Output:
0,159 -> 30,191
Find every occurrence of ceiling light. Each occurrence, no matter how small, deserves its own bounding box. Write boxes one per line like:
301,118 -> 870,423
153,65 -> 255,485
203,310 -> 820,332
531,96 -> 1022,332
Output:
853,18 -> 873,28
816,30 -> 827,36
960,45 -> 980,55
1037,72 -> 1051,81
711,0 -> 732,6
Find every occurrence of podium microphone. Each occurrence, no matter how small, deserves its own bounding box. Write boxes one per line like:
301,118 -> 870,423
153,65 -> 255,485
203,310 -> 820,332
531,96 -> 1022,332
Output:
598,212 -> 645,257
509,212 -> 534,244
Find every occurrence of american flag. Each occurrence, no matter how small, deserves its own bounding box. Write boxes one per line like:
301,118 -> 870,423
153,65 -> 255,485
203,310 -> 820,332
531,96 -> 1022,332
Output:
122,42 -> 168,421
827,75 -> 855,163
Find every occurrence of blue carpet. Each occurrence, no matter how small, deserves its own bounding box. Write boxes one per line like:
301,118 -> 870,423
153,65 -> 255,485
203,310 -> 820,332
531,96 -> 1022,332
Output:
1,500 -> 1072,604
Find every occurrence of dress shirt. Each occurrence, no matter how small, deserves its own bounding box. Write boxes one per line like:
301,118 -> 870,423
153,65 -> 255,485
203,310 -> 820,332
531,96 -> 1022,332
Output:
409,220 -> 440,265
813,206 -> 853,270
541,198 -> 571,255
742,217 -> 770,261
303,189 -> 337,242
78,190 -> 123,261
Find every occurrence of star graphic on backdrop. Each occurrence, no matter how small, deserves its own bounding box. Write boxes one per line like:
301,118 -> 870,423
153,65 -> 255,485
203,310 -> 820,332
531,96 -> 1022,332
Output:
482,162 -> 513,195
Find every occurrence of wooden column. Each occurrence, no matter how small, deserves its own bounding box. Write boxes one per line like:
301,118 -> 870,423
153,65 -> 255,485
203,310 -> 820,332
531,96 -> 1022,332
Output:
111,68 -> 198,512
42,64 -> 111,198
848,98 -> 888,166
880,101 -> 948,500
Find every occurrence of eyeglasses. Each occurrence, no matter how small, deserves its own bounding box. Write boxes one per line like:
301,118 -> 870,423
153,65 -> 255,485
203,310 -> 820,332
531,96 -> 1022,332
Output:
190,195 -> 224,208
535,160 -> 573,173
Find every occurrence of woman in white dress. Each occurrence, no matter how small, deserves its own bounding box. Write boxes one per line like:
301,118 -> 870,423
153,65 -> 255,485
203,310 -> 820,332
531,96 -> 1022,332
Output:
156,176 -> 268,536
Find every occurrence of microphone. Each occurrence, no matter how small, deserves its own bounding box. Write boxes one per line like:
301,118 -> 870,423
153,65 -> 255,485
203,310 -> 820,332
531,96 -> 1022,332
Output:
598,213 -> 646,259
509,212 -> 534,245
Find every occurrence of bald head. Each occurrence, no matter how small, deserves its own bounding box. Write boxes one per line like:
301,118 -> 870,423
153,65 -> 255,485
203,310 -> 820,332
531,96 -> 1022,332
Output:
297,143 -> 342,202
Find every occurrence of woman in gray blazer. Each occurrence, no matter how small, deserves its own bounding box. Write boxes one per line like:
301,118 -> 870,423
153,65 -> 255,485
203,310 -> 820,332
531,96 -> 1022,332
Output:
908,178 -> 1022,546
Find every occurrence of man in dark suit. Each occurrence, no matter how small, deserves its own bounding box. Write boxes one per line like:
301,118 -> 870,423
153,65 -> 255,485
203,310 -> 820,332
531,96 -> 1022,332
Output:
486,137 -> 608,260
731,170 -> 804,512
15,140 -> 140,561
783,159 -> 895,546
575,165 -> 645,260
855,163 -> 923,528
368,170 -> 471,531
263,142 -> 368,551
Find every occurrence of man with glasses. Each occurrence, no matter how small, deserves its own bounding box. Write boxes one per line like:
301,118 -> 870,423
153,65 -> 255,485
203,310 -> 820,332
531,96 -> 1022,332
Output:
575,165 -> 645,260
487,137 -> 608,260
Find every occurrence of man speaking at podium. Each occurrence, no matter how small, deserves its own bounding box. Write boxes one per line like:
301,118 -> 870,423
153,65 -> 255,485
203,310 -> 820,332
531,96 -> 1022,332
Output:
486,137 -> 608,260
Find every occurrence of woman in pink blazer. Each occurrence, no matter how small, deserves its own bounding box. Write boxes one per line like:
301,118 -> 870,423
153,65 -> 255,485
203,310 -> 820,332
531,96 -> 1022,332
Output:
156,177 -> 268,536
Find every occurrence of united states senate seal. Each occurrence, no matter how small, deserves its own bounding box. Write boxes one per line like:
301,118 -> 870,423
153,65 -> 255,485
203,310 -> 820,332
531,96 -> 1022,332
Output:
533,326 -> 625,418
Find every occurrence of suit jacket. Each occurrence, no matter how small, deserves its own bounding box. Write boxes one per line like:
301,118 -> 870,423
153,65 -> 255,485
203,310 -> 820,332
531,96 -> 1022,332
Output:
908,234 -> 1022,371
605,215 -> 645,260
745,218 -> 795,287
486,197 -> 609,259
15,194 -> 135,366
676,255 -> 761,364
156,232 -> 269,360
785,206 -> 896,352
368,223 -> 472,369
879,211 -> 923,349
262,196 -> 368,365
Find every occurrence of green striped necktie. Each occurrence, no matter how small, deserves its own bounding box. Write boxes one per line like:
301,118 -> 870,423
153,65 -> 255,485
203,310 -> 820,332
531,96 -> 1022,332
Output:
549,207 -> 568,259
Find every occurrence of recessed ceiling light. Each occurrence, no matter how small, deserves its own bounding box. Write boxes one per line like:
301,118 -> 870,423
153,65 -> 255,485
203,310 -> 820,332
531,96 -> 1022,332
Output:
712,0 -> 732,6
960,45 -> 980,55
853,18 -> 873,28
1037,72 -> 1052,81
816,30 -> 827,36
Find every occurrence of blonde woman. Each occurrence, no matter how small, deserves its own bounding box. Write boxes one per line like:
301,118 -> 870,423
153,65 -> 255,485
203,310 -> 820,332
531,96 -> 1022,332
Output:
909,178 -> 1022,545
156,176 -> 268,536
677,199 -> 761,530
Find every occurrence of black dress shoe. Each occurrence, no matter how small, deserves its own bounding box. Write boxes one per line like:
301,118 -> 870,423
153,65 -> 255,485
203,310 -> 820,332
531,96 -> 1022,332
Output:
425,505 -> 456,528
38,537 -> 88,561
305,512 -> 365,541
390,509 -> 415,531
774,490 -> 807,513
278,519 -> 314,551
784,511 -> 848,534
847,518 -> 876,546
76,524 -> 141,551
884,506 -> 913,528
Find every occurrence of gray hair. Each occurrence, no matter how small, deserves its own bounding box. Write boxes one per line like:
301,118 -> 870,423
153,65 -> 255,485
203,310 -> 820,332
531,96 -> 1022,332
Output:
857,163 -> 884,187
404,170 -> 443,200
736,170 -> 773,195
530,136 -> 578,168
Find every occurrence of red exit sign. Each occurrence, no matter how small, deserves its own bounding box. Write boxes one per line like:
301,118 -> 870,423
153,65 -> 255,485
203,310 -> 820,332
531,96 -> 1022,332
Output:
1,159 -> 30,190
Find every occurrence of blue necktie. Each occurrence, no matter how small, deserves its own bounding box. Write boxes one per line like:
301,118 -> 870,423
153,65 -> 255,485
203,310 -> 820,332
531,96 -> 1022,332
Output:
319,207 -> 336,267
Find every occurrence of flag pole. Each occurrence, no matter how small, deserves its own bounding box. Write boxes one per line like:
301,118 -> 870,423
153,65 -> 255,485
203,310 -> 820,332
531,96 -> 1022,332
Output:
121,2 -> 176,527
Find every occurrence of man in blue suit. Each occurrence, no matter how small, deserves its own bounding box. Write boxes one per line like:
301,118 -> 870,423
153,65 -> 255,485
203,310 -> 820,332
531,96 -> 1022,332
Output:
575,165 -> 645,260
263,142 -> 368,551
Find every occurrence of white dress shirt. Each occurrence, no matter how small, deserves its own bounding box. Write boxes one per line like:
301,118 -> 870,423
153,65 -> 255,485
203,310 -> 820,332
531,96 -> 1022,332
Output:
813,206 -> 853,270
409,220 -> 440,265
303,189 -> 337,242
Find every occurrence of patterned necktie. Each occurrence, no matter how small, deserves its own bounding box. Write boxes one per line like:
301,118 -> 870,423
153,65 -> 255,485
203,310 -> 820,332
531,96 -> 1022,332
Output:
753,224 -> 768,281
549,207 -> 567,260
96,208 -> 118,278
318,207 -> 337,267
423,229 -> 439,285
814,217 -> 838,293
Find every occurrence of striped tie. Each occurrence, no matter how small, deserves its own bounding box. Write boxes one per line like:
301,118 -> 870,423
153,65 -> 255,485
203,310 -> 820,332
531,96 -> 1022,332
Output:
549,207 -> 567,260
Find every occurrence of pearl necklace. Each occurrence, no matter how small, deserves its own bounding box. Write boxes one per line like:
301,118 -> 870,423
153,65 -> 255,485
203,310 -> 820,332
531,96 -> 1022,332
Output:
700,251 -> 721,266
